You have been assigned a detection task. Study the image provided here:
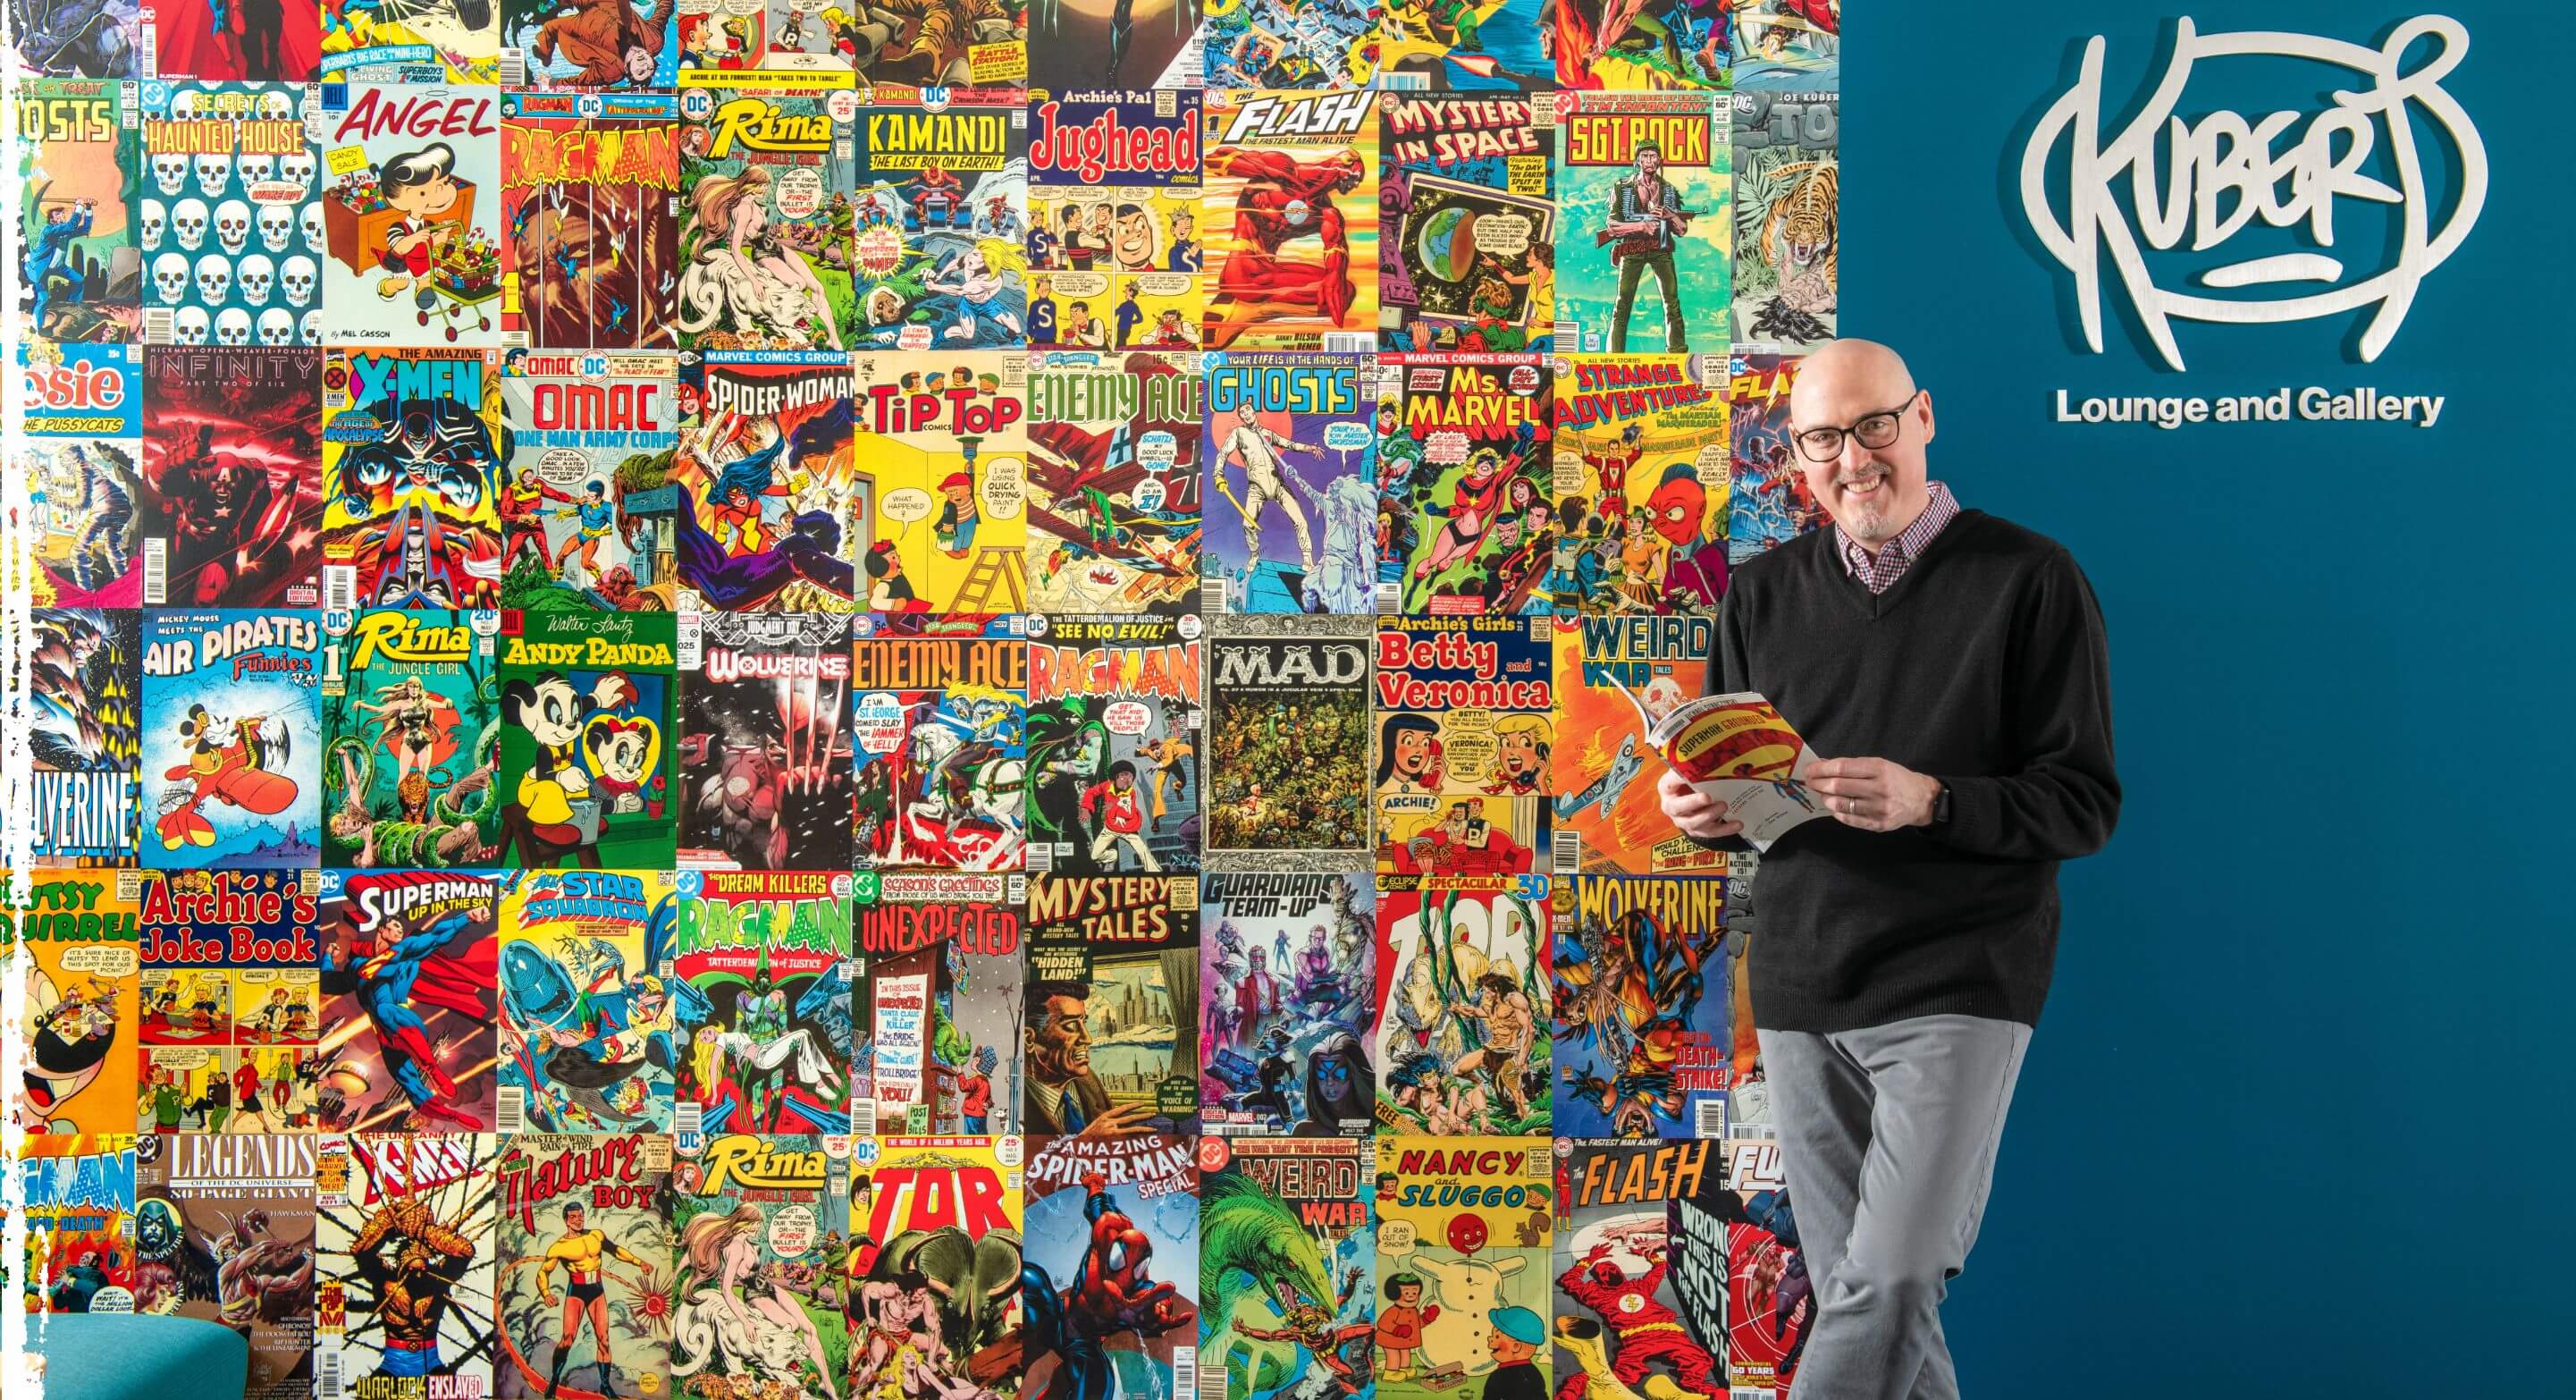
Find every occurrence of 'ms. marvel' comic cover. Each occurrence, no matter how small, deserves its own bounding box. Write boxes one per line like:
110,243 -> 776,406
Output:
1382,350 -> 1553,615
496,610 -> 678,868
316,869 -> 501,1133
1379,93 -> 1554,354
1550,352 -> 1730,616
1025,348 -> 1205,617
678,613 -> 854,871
319,347 -> 508,611
320,608 -> 502,870
1200,89 -> 1378,353
139,609 -> 324,867
1024,874 -> 1199,1136
1199,869 -> 1373,1135
316,85 -> 507,343
141,346 -> 325,607
28,607 -> 142,867
491,1131 -> 673,1400
1199,1134 -> 1371,1400
314,1133 -> 501,1400
493,870 -> 680,1135
1550,873 -> 1731,1139
1204,619 -> 1369,861
499,90 -> 681,350
1374,1136 -> 1554,1400
135,1132 -> 321,1400
669,868 -> 854,1137
5,871 -> 142,1135
1022,1131 -> 1198,1400
1553,1141 -> 1726,1400
137,868 -> 325,1134
1372,615 -> 1551,878
849,635 -> 1028,872
1024,614 -> 1200,874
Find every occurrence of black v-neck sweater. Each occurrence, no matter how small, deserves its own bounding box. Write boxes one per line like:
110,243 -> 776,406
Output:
1705,509 -> 2120,1031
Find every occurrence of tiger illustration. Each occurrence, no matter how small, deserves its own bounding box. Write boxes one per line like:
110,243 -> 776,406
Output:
1760,159 -> 1839,312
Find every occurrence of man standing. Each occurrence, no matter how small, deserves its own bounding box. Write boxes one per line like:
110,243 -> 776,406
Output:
1602,143 -> 1693,353
1659,340 -> 2117,1399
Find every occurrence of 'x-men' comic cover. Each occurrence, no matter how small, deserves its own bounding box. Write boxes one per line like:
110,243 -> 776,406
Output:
314,1132 -> 501,1400
319,347 -> 508,610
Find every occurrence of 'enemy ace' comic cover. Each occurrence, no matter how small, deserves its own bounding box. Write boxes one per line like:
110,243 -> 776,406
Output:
1026,348 -> 1205,616
849,635 -> 1028,872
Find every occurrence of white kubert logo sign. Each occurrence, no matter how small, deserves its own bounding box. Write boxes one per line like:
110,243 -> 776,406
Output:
2019,14 -> 2487,371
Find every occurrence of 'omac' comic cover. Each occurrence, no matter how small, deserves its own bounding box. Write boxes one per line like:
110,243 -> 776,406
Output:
315,1132 -> 501,1400
1199,1134 -> 1371,1400
1375,1136 -> 1553,1400
1371,872 -> 1547,1136
497,350 -> 683,612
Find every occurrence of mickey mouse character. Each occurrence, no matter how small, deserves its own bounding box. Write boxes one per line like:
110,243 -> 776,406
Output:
503,670 -> 640,845
156,704 -> 299,849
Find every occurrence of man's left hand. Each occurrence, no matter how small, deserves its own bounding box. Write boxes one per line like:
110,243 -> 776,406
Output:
1805,757 -> 1941,832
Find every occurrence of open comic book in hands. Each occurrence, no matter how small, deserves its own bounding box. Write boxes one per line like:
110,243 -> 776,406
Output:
1638,691 -> 1829,853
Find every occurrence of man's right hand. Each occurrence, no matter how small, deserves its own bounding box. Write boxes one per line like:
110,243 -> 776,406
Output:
1658,769 -> 1743,841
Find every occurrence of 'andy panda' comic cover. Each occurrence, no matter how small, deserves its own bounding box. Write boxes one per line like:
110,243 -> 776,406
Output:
1381,351 -> 1553,615
1203,620 -> 1370,861
1025,348 -> 1206,616
1552,1140 -> 1726,1400
1198,1134 -> 1371,1400
496,610 -> 679,868
28,607 -> 142,867
848,635 -> 1029,872
1199,869 -> 1374,1135
319,346 -> 508,611
667,1132 -> 849,1400
5,872 -> 143,1135
137,81 -> 324,350
19,1133 -> 139,1313
19,76 -> 140,344
499,90 -> 681,350
1550,873 -> 1732,1140
1372,615 -> 1552,878
20,339 -> 145,607
1200,350 -> 1378,616
321,607 -> 502,870
674,348 -> 861,613
314,1133 -> 501,1400
316,869 -> 502,1133
135,1132 -> 320,1400
1374,1136 -> 1555,1397
316,85 -> 507,345
1551,90 -> 1728,358
672,72 -> 861,353
493,869 -> 680,1135
852,871 -> 1022,1136
1726,352 -> 1824,563
1372,871 -> 1549,1136
1550,352 -> 1730,616
1729,89 -> 1837,353
142,346 -> 326,608
677,613 -> 855,871
1024,91 -> 1202,356
137,868 -> 325,1134
139,609 -> 324,867
1200,89 -> 1380,353
1023,1131 -> 1199,1400
852,1135 -> 1023,1399
491,1131 -> 673,1400
668,868 -> 855,1138
1024,614 -> 1201,874
1379,93 -> 1555,354
1549,614 -> 1725,878
1024,873 -> 1200,1136
854,350 -> 1031,628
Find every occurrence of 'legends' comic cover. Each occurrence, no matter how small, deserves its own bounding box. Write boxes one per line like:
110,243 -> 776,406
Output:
321,608 -> 502,870
1198,869 -> 1373,1134
18,1133 -> 138,1312
849,636 -> 1029,872
1724,352 -> 1823,563
1025,91 -> 1202,353
1374,1136 -> 1554,1400
1550,353 -> 1729,614
1022,1131 -> 1198,1400
498,350 -> 684,611
318,0 -> 504,82
1549,873 -> 1731,1139
319,347 -> 508,610
499,90 -> 681,349
314,1133 -> 501,1400
846,89 -> 1030,349
1547,614 -> 1722,876
134,1132 -> 319,1399
1372,615 -> 1552,876
1552,91 -> 1726,358
316,869 -> 502,1132
1026,348 -> 1206,615
137,869 -> 324,1134
6,872 -> 142,1135
1728,90 -> 1836,352
667,1132 -> 850,1400
673,348 -> 861,612
138,81 -> 323,350
1380,351 -> 1553,615
141,346 -> 325,607
139,609 -> 323,867
852,870 -> 1021,1134
1024,874 -> 1199,1135
849,1135 -> 1023,1398
1371,871 -> 1547,1135
316,85 -> 507,344
493,870 -> 680,1134
19,340 -> 145,606
678,613 -> 855,871
1201,89 -> 1378,351
18,76 -> 140,343
27,608 -> 142,866
1203,620 -> 1370,860
1024,614 -> 1200,874
672,72 -> 861,351
668,868 -> 855,1136
854,351 -> 1031,627
1198,1134 -> 1371,1400
496,610 -> 679,868
492,1132 -> 672,1399
1552,1141 -> 1725,1400
1200,351 -> 1377,615
1379,94 -> 1553,353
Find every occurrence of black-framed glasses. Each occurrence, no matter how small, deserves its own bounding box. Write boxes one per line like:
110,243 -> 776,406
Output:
1792,390 -> 1924,462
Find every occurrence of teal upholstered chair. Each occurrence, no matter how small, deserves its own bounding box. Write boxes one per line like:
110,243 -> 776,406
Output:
21,1313 -> 250,1400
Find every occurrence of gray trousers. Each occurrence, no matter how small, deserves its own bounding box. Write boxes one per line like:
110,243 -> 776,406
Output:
1759,1015 -> 2031,1400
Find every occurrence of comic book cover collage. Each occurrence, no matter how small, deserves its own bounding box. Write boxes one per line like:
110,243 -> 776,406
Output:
2,0 -> 1838,1397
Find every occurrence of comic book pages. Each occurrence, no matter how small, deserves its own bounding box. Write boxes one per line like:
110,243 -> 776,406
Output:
1375,1136 -> 1554,1400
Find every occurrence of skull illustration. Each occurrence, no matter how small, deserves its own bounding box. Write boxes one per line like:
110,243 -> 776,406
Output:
281,255 -> 317,308
236,154 -> 277,188
195,253 -> 233,306
237,254 -> 275,306
257,203 -> 294,253
141,199 -> 167,252
300,309 -> 322,345
173,198 -> 210,251
152,252 -> 191,307
168,89 -> 202,121
151,152 -> 191,198
257,90 -> 293,121
215,308 -> 253,346
299,202 -> 323,250
193,153 -> 232,199
215,199 -> 252,255
257,308 -> 295,346
173,307 -> 212,345
278,153 -> 316,195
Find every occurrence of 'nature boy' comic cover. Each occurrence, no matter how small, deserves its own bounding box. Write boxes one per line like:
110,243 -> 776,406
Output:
321,607 -> 502,870
491,1131 -> 673,1400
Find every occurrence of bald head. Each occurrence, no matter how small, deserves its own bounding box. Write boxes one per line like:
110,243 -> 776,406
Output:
1786,339 -> 1938,550
1790,340 -> 1917,421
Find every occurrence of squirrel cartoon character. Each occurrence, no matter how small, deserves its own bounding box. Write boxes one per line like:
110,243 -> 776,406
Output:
503,670 -> 642,844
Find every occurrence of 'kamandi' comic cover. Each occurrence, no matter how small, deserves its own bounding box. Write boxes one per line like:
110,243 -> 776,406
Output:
846,89 -> 1030,349
1375,1136 -> 1554,1400
314,1132 -> 501,1400
6,872 -> 142,1135
139,609 -> 324,866
1200,1134 -> 1371,1400
1371,871 -> 1548,1136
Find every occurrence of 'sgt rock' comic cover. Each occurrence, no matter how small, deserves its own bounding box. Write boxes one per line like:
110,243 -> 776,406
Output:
1728,90 -> 1836,352
318,346 -> 508,611
1379,94 -> 1554,353
1200,89 -> 1378,352
498,349 -> 685,612
1552,1141 -> 1724,1400
1372,615 -> 1552,877
314,1133 -> 501,1400
846,89 -> 1030,349
1200,350 -> 1377,615
673,349 -> 861,613
18,1133 -> 139,1312
1024,91 -> 1202,353
1025,348 -> 1205,616
1024,614 -> 1200,874
1203,619 -> 1370,861
316,85 -> 507,344
1550,873 -> 1731,1139
667,1132 -> 850,1400
137,869 -> 326,1134
1373,1136 -> 1554,1400
854,350 -> 1031,628
321,608 -> 503,870
1198,869 -> 1373,1135
1198,1134 -> 1371,1400
501,0 -> 680,89
18,76 -> 140,343
134,1132 -> 320,1400
849,1135 -> 1023,1398
318,0 -> 504,82
499,90 -> 681,349
146,0 -> 322,78
5,872 -> 143,1135
673,72 -> 861,352
27,608 -> 142,867
849,635 -> 1028,872
1024,874 -> 1199,1135
493,869 -> 681,1134
678,613 -> 855,871
668,868 -> 854,1136
1550,352 -> 1729,615
141,346 -> 326,607
1700,1137 -> 1805,1396
316,869 -> 502,1132
138,81 -> 324,350
495,610 -> 679,868
1724,351 -> 1823,563
491,1132 -> 673,1399
139,609 -> 324,866
1548,614 -> 1722,877
853,871 -> 1020,1134
1371,872 -> 1548,1135
1022,1131 -> 1197,1400
20,340 -> 145,606
1380,350 -> 1552,615
1552,91 -> 1726,357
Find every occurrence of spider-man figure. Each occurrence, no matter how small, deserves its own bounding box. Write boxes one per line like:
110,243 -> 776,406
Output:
1020,1173 -> 1194,1400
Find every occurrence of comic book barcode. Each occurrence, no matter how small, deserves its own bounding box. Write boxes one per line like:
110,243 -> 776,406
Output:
1553,831 -> 1582,875
495,1086 -> 526,1134
1323,332 -> 1376,353
324,565 -> 357,611
673,1101 -> 702,1137
143,539 -> 167,604
1374,580 -> 1401,612
1556,321 -> 1581,348
851,1100 -> 877,1136
1200,577 -> 1229,615
499,49 -> 527,86
1194,1347 -> 1224,1400
1027,844 -> 1055,873
1693,1098 -> 1727,1139
1174,1346 -> 1197,1400
139,19 -> 158,78
1731,1389 -> 1771,1400
317,1349 -> 346,1400
144,308 -> 172,345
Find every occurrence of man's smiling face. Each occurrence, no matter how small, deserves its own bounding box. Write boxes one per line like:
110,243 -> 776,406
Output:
1789,340 -> 1937,549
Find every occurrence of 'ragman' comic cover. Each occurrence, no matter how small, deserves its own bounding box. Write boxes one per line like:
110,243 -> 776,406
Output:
18,1132 -> 139,1312
1024,615 -> 1200,874
499,91 -> 681,349
668,868 -> 854,1136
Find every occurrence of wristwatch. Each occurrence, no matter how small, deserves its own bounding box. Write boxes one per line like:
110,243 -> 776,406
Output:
1932,783 -> 1953,826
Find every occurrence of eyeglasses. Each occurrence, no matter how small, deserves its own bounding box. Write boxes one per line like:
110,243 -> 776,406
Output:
1792,389 -> 1924,463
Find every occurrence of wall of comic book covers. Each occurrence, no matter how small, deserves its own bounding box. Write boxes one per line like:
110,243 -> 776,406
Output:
3,3 -> 1843,1399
